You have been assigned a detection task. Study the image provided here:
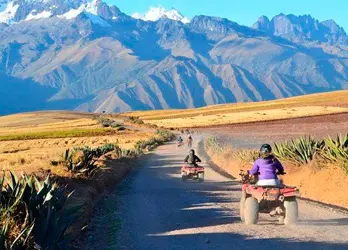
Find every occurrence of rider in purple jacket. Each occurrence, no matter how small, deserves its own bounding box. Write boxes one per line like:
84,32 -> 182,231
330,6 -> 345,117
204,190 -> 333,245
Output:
250,144 -> 285,186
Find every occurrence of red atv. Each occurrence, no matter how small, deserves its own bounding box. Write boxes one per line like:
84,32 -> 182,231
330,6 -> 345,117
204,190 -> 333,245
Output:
239,170 -> 299,225
181,165 -> 204,182
177,141 -> 184,148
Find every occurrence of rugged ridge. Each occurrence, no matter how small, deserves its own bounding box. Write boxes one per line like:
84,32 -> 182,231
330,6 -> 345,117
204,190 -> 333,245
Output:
253,14 -> 348,45
0,0 -> 348,115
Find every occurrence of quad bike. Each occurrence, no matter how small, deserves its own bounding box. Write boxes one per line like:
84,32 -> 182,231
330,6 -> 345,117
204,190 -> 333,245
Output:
177,141 -> 184,147
181,164 -> 204,182
239,170 -> 299,225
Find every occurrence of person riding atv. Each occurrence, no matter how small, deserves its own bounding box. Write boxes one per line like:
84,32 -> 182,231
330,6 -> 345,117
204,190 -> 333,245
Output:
182,149 -> 204,182
177,136 -> 184,147
184,149 -> 201,166
187,135 -> 193,148
250,144 -> 285,187
177,136 -> 183,143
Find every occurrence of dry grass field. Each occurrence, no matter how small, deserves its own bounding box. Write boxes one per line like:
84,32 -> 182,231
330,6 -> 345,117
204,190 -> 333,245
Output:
0,111 -> 154,176
125,90 -> 348,128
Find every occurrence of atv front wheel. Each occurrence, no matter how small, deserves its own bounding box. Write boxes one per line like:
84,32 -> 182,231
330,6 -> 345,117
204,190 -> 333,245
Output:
198,173 -> 204,182
284,198 -> 298,225
244,197 -> 259,225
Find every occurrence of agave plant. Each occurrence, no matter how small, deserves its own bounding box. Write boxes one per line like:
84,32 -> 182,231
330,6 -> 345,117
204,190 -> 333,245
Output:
0,172 -> 80,250
321,134 -> 348,161
99,143 -> 116,155
63,148 -> 98,177
0,174 -> 35,249
273,136 -> 322,164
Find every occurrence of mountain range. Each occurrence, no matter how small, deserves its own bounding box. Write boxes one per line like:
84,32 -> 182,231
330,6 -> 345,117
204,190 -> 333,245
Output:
0,0 -> 348,115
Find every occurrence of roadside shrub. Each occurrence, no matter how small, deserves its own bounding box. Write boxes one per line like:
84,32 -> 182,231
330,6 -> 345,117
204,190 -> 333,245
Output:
155,129 -> 175,141
63,144 -> 117,177
97,117 -> 125,130
321,134 -> 348,162
205,136 -> 224,153
125,116 -> 144,125
63,148 -> 98,177
273,134 -> 348,170
0,172 -> 79,250
273,136 -> 323,165
321,134 -> 348,172
234,149 -> 259,163
134,130 -> 175,153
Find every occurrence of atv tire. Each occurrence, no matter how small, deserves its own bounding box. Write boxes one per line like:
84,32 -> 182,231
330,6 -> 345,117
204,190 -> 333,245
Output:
244,197 -> 259,225
278,216 -> 285,224
198,173 -> 204,182
181,172 -> 188,182
284,198 -> 298,225
240,192 -> 246,222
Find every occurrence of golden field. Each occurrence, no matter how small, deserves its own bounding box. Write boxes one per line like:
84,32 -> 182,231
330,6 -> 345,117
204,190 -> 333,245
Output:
0,111 -> 154,176
124,90 -> 348,128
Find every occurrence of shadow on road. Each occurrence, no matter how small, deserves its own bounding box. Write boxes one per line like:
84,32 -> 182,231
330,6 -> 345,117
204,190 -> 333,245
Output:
147,233 -> 348,250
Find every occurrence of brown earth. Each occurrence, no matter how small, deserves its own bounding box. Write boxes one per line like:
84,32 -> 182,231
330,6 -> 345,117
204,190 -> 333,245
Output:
197,112 -> 348,147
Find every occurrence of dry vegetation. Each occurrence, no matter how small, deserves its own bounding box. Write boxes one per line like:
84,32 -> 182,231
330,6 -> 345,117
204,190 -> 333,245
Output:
0,111 -> 153,177
124,90 -> 348,128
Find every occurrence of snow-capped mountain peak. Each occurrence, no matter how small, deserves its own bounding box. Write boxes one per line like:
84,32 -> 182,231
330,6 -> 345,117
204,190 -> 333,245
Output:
132,6 -> 190,24
0,0 -> 122,26
0,1 -> 19,24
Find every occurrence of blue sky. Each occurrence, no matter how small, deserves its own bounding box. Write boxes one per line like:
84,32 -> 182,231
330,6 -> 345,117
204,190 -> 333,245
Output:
109,0 -> 348,31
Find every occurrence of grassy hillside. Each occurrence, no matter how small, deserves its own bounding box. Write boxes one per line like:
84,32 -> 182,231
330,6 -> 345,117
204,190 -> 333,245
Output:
124,90 -> 348,128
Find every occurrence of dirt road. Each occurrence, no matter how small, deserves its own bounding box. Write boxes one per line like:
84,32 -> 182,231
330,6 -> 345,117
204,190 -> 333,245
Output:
84,137 -> 348,250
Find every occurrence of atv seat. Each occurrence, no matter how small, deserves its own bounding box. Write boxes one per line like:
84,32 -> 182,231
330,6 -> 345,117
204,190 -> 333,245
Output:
252,185 -> 283,188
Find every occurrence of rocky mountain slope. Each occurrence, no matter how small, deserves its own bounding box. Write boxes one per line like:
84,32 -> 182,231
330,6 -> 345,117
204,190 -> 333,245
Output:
0,0 -> 348,114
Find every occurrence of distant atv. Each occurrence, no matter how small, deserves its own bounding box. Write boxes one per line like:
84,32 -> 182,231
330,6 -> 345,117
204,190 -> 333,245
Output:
177,141 -> 184,148
239,170 -> 299,225
181,165 -> 204,182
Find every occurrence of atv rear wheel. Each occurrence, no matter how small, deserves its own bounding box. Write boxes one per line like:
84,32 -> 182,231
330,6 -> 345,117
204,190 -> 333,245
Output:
284,198 -> 298,225
240,192 -> 246,222
198,173 -> 204,182
278,216 -> 285,224
244,197 -> 259,225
